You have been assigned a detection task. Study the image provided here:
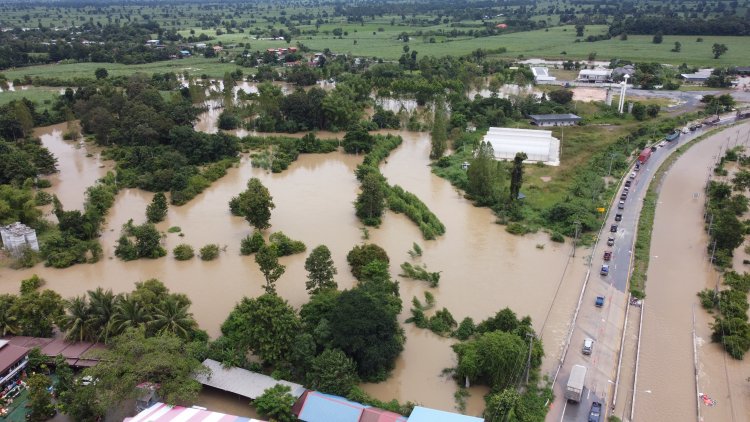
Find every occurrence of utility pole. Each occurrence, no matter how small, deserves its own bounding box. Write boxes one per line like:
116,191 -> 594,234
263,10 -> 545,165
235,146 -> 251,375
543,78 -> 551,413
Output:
572,221 -> 581,257
607,152 -> 616,176
710,239 -> 717,265
524,333 -> 535,386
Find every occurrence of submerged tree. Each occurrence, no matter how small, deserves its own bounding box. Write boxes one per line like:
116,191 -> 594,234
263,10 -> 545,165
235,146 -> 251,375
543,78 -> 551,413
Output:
509,152 -> 527,202
255,245 -> 285,294
230,178 -> 275,230
355,172 -> 386,226
430,99 -> 448,160
146,192 -> 168,223
304,245 -> 338,295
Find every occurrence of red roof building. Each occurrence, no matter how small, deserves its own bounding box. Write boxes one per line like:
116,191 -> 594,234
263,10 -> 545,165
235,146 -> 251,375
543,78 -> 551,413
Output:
0,339 -> 29,395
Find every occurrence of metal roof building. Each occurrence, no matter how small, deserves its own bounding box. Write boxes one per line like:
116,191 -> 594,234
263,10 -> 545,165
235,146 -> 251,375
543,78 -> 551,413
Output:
577,68 -> 612,82
407,406 -> 484,422
482,127 -> 561,166
194,359 -> 305,400
531,67 -> 556,83
529,113 -> 581,127
2,336 -> 105,367
292,391 -> 407,422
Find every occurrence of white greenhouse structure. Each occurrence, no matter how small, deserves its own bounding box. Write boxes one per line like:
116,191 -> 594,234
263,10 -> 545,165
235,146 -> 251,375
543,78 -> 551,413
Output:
482,127 -> 561,166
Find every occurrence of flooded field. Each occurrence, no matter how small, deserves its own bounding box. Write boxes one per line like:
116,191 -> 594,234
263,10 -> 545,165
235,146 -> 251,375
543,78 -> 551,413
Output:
636,123 -> 750,422
0,119 -> 586,416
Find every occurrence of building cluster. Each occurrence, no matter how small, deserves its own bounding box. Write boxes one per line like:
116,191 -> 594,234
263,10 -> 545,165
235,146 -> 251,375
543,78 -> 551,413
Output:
0,222 -> 39,258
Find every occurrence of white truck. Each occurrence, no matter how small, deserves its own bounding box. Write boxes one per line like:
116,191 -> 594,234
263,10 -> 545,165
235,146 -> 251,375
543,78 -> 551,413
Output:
565,365 -> 586,403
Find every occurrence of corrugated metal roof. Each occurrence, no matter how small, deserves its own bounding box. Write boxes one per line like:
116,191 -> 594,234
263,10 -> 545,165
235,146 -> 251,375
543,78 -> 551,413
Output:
529,114 -> 581,122
297,391 -> 367,422
407,406 -> 484,422
124,402 -> 265,422
360,407 -> 407,422
195,359 -> 305,400
0,343 -> 28,374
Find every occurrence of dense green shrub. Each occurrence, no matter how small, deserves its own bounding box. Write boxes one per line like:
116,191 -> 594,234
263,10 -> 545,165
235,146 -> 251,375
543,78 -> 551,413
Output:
240,230 -> 265,255
199,244 -> 220,261
173,244 -> 195,261
268,231 -> 306,256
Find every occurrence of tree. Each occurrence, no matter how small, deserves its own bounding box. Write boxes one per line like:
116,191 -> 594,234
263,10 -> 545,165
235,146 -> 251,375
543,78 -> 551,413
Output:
306,349 -> 359,396
343,124 -> 374,154
62,296 -> 92,342
112,294 -> 149,334
304,245 -> 338,294
12,289 -> 64,337
575,24 -> 585,37
54,354 -> 74,407
548,89 -> 573,105
328,279 -> 403,381
712,43 -> 728,59
509,152 -> 527,203
241,230 -> 265,255
146,192 -> 168,223
220,293 -> 300,365
0,294 -> 18,336
199,244 -> 220,261
631,102 -> 647,120
356,172 -> 386,226
149,296 -> 197,339
173,244 -> 194,260
646,104 -> 661,118
652,32 -> 663,44
453,330 -> 528,390
430,100 -> 448,159
467,141 -> 503,206
94,68 -> 108,80
82,328 -> 206,405
133,223 -> 166,259
254,385 -> 297,422
231,178 -> 275,230
346,243 -> 389,279
255,245 -> 285,294
671,41 -> 682,52
27,373 -> 55,421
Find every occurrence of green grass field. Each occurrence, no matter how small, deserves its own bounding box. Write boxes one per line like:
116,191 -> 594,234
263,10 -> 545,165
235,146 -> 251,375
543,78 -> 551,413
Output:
0,86 -> 60,109
0,56 -> 244,81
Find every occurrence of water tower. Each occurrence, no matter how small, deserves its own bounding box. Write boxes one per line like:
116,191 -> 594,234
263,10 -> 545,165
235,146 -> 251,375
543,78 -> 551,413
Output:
618,74 -> 630,114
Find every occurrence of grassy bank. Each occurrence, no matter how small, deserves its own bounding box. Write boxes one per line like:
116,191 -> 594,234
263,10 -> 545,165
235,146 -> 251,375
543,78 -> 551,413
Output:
630,125 -> 733,297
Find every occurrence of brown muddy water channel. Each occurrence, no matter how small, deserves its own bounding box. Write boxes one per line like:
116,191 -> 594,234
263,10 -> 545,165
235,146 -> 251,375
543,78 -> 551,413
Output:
1,120 -> 583,416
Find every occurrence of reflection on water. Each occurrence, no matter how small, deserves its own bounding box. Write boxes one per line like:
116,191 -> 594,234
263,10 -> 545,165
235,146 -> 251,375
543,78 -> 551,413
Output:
2,127 -> 582,415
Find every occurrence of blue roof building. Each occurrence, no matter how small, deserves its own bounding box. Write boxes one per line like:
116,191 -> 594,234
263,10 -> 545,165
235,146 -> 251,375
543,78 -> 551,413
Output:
295,391 -> 367,422
407,406 -> 484,422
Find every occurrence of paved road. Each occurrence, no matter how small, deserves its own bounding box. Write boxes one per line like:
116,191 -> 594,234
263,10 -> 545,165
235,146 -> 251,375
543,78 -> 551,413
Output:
547,115 -> 738,422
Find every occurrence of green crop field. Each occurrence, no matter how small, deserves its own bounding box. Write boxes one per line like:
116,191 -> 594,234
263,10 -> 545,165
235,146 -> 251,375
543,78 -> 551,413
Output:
0,86 -> 60,109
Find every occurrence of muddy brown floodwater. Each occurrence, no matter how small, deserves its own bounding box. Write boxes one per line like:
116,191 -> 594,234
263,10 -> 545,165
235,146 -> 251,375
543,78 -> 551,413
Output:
0,120 -> 585,417
636,123 -> 750,422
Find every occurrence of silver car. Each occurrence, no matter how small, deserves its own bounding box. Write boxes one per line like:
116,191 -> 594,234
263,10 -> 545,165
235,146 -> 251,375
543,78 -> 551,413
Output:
583,338 -> 594,355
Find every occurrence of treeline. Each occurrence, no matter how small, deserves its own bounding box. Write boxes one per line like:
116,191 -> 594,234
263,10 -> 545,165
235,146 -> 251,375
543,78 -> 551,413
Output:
349,130 -> 445,239
698,271 -> 750,359
241,133 -> 338,173
609,15 -> 750,37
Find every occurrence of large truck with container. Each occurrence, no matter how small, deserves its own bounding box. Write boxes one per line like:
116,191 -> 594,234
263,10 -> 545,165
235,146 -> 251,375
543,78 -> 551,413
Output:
703,115 -> 720,126
565,365 -> 587,402
637,147 -> 652,164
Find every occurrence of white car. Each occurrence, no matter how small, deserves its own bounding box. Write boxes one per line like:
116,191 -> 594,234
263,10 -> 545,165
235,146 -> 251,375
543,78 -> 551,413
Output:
583,338 -> 594,355
629,172 -> 636,179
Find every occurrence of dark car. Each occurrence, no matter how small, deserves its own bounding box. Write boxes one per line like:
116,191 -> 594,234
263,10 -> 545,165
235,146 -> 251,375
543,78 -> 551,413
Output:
588,401 -> 602,422
603,251 -> 612,261
624,180 -> 632,188
620,193 -> 627,200
615,213 -> 623,222
610,224 -> 618,232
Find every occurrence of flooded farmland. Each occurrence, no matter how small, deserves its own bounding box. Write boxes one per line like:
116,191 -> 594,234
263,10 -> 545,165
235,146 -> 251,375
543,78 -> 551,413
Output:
0,119 -> 588,416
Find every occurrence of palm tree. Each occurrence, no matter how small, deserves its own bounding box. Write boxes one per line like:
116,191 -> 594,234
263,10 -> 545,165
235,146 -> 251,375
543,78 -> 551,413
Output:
148,296 -> 196,339
112,294 -> 149,336
0,294 -> 19,337
62,296 -> 92,342
87,288 -> 117,342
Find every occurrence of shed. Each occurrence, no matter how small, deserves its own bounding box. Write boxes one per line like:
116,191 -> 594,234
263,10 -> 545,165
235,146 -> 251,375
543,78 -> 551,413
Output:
680,69 -> 713,84
734,66 -> 750,75
194,359 -> 305,400
482,127 -> 560,166
407,406 -> 484,422
294,391 -> 367,422
531,67 -> 556,83
528,113 -> 581,127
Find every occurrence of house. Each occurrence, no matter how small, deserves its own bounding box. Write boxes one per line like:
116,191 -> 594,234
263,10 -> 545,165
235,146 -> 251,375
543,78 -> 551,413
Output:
145,39 -> 160,47
2,336 -> 105,367
531,67 -> 556,83
407,406 -> 484,422
482,127 -> 561,166
612,64 -> 635,79
0,222 -> 39,257
734,66 -> 750,75
577,68 -> 612,82
495,23 -> 508,29
212,45 -> 223,52
179,50 -> 191,56
529,113 -> 581,127
680,69 -> 713,84
0,339 -> 29,395
124,402 -> 266,422
135,382 -> 160,412
194,43 -> 207,49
